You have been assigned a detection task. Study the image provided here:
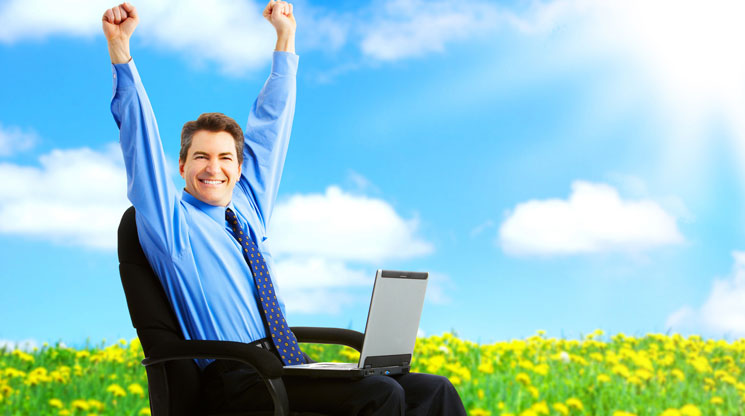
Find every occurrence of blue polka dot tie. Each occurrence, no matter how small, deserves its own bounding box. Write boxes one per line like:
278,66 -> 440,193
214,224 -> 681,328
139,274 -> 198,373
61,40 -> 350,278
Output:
226,208 -> 305,366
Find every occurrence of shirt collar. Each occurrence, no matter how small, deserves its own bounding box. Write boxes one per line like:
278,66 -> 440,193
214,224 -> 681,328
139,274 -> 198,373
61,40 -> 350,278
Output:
181,189 -> 236,224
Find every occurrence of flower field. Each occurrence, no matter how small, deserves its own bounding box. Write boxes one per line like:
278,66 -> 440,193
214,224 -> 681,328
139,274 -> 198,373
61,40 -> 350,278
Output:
1,330 -> 744,415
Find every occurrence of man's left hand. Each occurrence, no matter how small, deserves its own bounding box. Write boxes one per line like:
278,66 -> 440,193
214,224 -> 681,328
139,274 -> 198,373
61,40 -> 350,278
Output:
263,0 -> 296,36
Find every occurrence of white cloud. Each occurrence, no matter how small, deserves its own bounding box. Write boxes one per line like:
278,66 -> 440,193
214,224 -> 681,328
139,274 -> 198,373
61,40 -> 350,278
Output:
268,184 -> 440,314
359,0 -> 501,61
0,144 -> 130,249
666,251 -> 745,337
424,272 -> 452,305
274,257 -> 370,314
0,123 -> 37,156
499,181 -> 685,256
269,185 -> 433,262
0,0 -> 296,75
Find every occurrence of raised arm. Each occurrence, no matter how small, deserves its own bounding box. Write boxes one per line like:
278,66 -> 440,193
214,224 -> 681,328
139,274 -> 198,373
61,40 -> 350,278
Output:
236,1 -> 298,233
105,3 -> 180,253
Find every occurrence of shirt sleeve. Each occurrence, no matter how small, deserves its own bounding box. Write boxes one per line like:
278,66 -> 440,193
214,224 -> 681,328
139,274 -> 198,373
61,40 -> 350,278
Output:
235,51 -> 299,237
111,60 -> 182,255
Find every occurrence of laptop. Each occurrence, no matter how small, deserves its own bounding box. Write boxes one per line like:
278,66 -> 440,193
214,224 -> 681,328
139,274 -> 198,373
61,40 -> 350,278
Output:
283,269 -> 428,378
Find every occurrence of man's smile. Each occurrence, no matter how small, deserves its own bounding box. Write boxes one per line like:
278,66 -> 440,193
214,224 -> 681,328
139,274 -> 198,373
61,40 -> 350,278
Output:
199,179 -> 226,185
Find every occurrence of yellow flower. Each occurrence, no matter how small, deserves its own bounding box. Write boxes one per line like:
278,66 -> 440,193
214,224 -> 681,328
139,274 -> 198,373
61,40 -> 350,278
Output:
128,383 -> 145,397
470,409 -> 491,416
660,410 -> 681,416
478,389 -> 485,400
527,386 -> 539,399
679,405 -> 701,416
516,372 -> 531,386
519,410 -> 537,416
553,403 -> 569,416
597,373 -> 611,383
59,411 -> 71,416
613,412 -> 637,416
49,398 -> 64,408
671,369 -> 685,382
710,396 -> 724,405
533,364 -> 549,376
71,399 -> 90,411
565,398 -> 583,411
106,384 -> 127,397
478,360 -> 495,374
531,401 -> 549,415
139,408 -> 152,416
87,400 -> 105,411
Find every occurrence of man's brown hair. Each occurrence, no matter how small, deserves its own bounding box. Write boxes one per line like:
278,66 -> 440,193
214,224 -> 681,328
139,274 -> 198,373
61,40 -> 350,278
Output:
180,113 -> 244,164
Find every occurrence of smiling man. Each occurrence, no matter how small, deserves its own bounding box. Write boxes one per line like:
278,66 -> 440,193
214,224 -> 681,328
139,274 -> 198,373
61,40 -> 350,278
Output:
105,1 -> 465,414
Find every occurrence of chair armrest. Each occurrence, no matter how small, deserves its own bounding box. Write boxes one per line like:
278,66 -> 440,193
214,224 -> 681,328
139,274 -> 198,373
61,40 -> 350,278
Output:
291,327 -> 364,352
143,339 -> 284,378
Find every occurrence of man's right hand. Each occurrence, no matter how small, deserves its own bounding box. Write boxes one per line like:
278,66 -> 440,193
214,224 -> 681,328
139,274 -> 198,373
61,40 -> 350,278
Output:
102,2 -> 138,64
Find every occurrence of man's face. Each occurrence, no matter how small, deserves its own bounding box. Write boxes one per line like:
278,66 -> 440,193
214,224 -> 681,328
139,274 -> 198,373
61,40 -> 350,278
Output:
179,130 -> 241,207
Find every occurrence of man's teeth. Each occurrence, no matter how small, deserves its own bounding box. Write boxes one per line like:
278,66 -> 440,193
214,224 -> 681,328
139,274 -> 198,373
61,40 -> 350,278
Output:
202,180 -> 223,185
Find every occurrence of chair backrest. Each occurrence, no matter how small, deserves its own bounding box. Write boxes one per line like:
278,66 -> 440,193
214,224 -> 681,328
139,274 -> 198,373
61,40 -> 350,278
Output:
117,206 -> 205,415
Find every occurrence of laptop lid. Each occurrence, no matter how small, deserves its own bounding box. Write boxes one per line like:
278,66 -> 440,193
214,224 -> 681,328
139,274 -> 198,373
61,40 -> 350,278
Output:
358,270 -> 428,369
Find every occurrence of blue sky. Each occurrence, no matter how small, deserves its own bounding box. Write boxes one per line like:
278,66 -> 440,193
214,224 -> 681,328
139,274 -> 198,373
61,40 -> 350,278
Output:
2,0 -> 745,350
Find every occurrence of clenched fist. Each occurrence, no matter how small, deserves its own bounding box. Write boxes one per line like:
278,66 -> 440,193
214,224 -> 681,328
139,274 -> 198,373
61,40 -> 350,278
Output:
263,0 -> 296,36
102,2 -> 138,63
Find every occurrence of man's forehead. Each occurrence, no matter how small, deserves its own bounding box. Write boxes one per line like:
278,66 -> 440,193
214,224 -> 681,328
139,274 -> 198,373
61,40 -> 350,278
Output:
189,131 -> 237,154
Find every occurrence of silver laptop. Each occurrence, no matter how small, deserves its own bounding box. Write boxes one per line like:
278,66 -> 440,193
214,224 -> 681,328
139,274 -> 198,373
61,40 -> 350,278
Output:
283,269 -> 428,378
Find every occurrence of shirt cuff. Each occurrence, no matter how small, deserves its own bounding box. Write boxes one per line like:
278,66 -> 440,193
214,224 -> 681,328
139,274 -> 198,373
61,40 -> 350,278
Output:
112,59 -> 142,91
271,51 -> 299,77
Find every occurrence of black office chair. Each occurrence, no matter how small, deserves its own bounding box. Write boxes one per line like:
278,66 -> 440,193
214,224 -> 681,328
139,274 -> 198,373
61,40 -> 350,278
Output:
117,206 -> 364,416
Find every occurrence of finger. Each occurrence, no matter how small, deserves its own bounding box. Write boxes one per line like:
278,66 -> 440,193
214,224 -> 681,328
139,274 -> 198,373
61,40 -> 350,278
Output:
289,3 -> 293,16
121,2 -> 138,20
102,8 -> 114,23
119,5 -> 129,20
263,0 -> 275,17
113,6 -> 122,24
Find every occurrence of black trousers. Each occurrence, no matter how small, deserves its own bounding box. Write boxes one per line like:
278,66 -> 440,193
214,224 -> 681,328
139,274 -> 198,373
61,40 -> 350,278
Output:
203,353 -> 466,415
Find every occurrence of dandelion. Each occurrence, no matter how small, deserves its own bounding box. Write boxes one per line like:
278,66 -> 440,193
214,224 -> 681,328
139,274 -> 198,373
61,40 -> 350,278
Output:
710,396 -> 724,405
613,412 -> 637,416
597,373 -> 611,383
660,410 -> 681,416
679,404 -> 701,416
470,409 -> 491,416
553,403 -> 569,416
128,382 -> 145,397
106,384 -> 126,397
139,408 -> 152,415
530,401 -> 549,415
516,372 -> 531,386
565,398 -> 583,411
71,399 -> 90,411
49,398 -> 64,408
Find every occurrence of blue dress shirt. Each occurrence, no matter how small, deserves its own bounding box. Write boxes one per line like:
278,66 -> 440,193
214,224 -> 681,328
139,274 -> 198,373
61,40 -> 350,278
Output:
111,52 -> 299,369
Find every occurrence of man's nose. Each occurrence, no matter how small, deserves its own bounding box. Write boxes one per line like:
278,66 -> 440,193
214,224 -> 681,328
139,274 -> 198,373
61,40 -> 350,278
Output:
205,158 -> 219,173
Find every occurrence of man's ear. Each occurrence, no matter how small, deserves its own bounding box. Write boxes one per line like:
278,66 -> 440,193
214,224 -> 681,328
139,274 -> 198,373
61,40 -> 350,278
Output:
179,159 -> 185,178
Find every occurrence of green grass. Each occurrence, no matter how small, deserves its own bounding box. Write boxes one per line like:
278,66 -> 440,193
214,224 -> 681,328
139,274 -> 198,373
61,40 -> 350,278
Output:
1,331 -> 744,415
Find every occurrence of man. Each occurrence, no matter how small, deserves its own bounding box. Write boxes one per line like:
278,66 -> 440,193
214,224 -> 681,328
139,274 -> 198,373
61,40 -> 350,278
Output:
104,2 -> 466,414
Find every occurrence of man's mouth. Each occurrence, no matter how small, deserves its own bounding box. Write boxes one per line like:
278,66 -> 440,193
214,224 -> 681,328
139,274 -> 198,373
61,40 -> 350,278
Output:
200,179 -> 226,185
